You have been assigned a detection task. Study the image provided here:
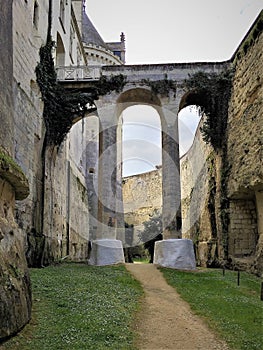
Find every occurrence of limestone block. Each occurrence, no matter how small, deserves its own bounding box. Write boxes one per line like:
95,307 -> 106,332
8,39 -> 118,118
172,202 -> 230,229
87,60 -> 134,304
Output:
154,239 -> 196,270
88,239 -> 125,266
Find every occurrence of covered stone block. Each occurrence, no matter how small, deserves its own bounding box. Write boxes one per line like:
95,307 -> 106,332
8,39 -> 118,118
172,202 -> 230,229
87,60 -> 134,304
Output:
154,239 -> 196,270
88,239 -> 125,266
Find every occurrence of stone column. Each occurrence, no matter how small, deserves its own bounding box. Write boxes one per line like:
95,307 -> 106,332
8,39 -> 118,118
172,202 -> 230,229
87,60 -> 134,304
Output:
162,125 -> 181,239
88,104 -> 124,265
153,102 -> 195,270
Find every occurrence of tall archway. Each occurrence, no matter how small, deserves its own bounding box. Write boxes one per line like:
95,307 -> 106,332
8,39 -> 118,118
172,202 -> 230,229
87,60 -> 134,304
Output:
121,104 -> 162,251
88,86 -> 194,267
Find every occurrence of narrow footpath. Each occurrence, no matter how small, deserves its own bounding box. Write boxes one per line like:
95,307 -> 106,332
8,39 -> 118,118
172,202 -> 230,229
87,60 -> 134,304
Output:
125,263 -> 229,350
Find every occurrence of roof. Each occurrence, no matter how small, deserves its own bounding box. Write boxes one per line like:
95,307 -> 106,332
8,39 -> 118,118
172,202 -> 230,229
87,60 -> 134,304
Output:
82,8 -> 109,49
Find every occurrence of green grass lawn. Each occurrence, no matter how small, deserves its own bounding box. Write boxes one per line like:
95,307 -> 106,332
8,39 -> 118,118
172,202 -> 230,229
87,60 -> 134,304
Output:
160,268 -> 263,350
1,263 -> 143,350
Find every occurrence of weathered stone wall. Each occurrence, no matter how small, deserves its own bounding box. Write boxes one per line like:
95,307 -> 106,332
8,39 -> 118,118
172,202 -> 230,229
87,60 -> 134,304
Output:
226,19 -> 263,274
180,14 -> 263,274
180,119 -> 218,267
122,168 -> 162,244
12,1 -> 92,266
0,178 -> 31,339
0,1 -> 14,154
0,1 -> 31,339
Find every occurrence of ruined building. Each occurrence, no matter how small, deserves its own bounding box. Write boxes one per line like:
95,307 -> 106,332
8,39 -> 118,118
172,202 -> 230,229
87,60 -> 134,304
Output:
0,0 -> 262,340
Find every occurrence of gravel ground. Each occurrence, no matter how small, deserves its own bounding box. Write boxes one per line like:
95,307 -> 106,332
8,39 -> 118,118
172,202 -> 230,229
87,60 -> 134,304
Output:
125,263 -> 229,350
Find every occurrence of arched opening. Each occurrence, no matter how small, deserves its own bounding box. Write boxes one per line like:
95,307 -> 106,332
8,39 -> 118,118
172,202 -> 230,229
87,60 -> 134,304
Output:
122,105 -> 162,177
120,103 -> 162,263
178,105 -> 201,156
56,32 -> 65,66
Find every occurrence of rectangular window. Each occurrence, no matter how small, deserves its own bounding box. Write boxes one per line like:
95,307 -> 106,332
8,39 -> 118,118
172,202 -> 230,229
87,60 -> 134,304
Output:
113,51 -> 121,59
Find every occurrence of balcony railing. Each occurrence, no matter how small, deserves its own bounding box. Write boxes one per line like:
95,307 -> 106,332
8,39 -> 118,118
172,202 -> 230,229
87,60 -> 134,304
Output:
56,65 -> 101,81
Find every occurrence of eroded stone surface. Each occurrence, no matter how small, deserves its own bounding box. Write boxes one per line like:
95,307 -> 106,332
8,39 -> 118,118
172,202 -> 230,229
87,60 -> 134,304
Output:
0,179 -> 31,339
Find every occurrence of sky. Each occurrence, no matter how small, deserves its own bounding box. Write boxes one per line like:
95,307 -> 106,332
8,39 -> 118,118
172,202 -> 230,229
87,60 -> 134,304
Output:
86,0 -> 262,177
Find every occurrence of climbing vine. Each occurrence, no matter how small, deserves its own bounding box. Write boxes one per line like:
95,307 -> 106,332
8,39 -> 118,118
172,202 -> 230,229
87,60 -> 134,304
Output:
141,74 -> 176,96
95,74 -> 127,95
184,69 -> 234,262
35,39 -> 97,146
183,68 -> 234,150
36,39 -> 128,146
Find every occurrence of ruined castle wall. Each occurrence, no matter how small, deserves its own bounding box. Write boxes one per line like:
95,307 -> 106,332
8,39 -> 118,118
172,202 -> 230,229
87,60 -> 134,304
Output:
180,18 -> 263,273
226,25 -> 263,273
0,1 -> 14,154
41,120 -> 92,263
0,1 -> 31,339
180,119 -> 217,266
227,32 -> 263,198
12,1 -> 92,264
12,0 -> 49,243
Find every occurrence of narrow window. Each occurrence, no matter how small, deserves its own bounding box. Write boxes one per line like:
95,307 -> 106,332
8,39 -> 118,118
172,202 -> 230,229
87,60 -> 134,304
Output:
60,0 -> 65,26
33,1 -> 39,28
69,24 -> 75,61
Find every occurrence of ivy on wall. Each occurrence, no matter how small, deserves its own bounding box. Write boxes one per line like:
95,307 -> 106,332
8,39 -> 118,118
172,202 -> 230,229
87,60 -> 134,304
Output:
141,74 -> 177,96
36,40 -> 127,146
183,68 -> 234,261
95,74 -> 127,96
36,39 -> 97,146
183,68 -> 234,150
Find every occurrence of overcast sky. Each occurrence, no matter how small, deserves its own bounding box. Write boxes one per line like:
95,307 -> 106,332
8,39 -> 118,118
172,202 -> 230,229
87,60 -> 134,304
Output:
87,0 -> 262,177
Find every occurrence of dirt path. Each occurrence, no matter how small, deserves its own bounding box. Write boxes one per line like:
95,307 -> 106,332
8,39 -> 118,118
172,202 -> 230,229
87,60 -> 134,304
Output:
125,263 -> 229,350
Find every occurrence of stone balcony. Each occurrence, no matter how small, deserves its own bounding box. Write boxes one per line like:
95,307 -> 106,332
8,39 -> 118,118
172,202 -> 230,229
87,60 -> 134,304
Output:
56,65 -> 101,82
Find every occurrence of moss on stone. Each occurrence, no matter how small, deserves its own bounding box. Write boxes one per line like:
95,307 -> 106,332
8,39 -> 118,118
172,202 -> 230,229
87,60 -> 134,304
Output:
0,151 -> 29,200
234,10 -> 263,63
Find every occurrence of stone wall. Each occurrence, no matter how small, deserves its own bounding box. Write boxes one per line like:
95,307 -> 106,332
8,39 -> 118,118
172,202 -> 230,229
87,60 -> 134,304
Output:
0,1 -> 31,339
12,1 -> 92,266
180,119 -> 218,267
226,16 -> 263,274
0,178 -> 31,339
122,168 -> 162,244
180,13 -> 263,274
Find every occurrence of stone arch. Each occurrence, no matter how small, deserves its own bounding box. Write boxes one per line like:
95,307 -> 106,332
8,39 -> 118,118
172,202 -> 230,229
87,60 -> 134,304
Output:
117,87 -> 161,109
89,85 -> 195,269
179,90 -> 205,112
115,86 -> 179,239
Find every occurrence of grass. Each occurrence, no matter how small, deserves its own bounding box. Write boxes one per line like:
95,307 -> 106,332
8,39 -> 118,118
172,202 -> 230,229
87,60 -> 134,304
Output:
1,263 -> 143,350
160,267 -> 263,350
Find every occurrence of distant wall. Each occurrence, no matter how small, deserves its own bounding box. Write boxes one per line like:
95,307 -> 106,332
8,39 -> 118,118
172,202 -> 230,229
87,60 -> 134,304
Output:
122,168 -> 162,244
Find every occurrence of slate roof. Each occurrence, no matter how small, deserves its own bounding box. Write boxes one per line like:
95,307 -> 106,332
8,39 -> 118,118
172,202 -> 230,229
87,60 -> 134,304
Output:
82,8 -> 109,49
